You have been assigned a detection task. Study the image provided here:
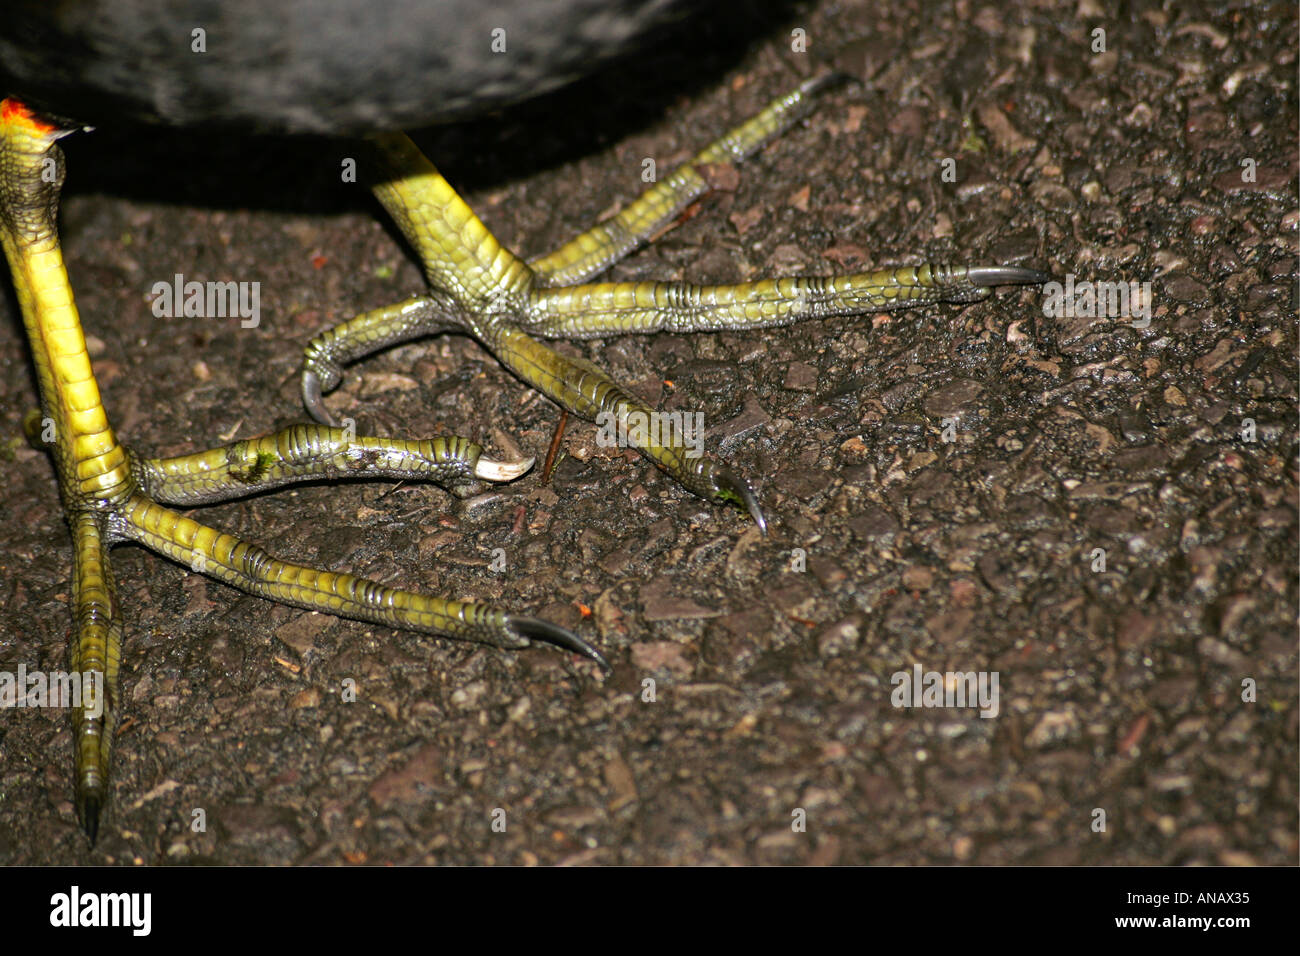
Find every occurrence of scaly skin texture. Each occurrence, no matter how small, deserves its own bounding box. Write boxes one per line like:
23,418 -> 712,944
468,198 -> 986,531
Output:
0,100 -> 605,843
0,77 -> 1047,843
0,101 -> 126,840
304,76 -> 1050,523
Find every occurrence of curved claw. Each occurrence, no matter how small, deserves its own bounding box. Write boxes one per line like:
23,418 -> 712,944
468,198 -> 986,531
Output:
79,795 -> 101,845
801,70 -> 860,97
714,465 -> 767,535
301,369 -> 341,427
475,455 -> 536,482
507,615 -> 610,672
965,266 -> 1056,288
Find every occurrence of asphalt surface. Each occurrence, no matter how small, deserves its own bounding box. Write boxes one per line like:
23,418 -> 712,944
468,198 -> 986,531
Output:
0,0 -> 1295,864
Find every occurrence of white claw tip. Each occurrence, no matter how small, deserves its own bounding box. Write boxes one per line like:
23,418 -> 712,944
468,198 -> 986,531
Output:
475,456 -> 536,482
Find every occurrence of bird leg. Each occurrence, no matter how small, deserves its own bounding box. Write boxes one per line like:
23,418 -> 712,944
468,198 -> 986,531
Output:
301,77 -> 1051,528
0,99 -> 605,843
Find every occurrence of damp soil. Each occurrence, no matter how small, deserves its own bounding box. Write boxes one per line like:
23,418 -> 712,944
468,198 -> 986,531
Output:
0,0 -> 1295,864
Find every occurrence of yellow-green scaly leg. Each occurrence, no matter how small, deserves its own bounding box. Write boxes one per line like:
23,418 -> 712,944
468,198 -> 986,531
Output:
301,77 -> 1050,527
0,100 -> 604,843
298,74 -> 842,400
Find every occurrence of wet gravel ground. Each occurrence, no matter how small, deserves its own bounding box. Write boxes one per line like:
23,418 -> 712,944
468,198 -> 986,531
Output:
0,0 -> 1295,865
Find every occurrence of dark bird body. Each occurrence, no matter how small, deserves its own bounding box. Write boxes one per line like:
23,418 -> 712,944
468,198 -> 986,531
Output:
1,0 -> 695,132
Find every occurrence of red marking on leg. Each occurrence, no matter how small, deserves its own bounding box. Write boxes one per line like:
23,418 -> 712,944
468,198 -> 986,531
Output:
1,99 -> 59,135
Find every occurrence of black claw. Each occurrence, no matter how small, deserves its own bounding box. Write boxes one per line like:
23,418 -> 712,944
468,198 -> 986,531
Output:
508,615 -> 610,672
80,795 -> 100,845
715,466 -> 767,535
802,71 -> 860,97
965,266 -> 1057,287
301,369 -> 340,427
